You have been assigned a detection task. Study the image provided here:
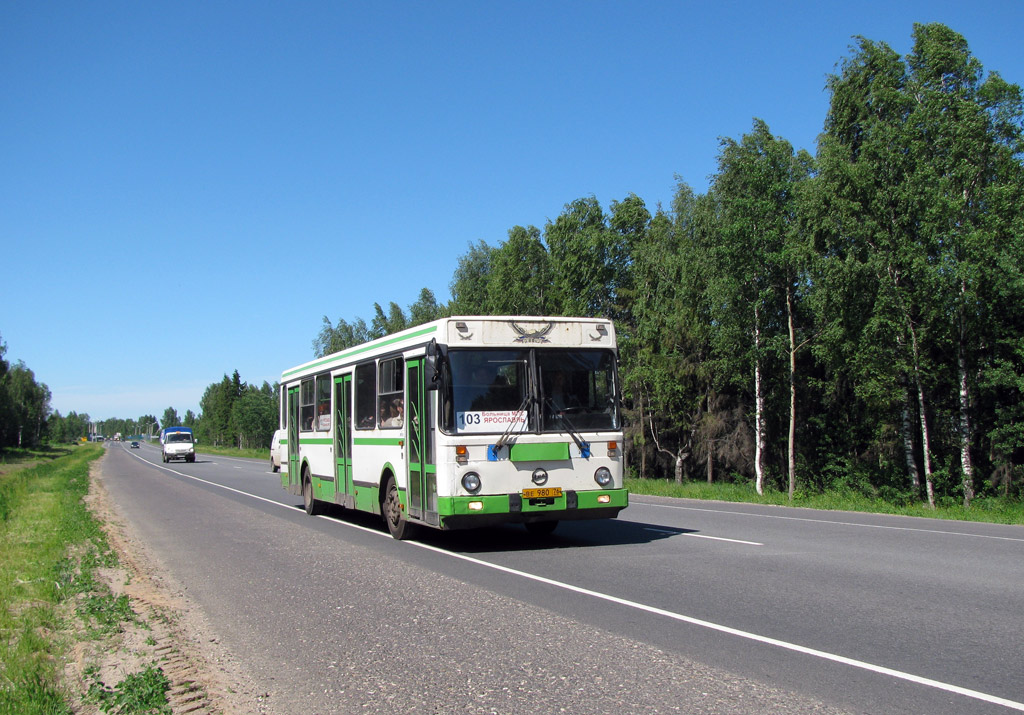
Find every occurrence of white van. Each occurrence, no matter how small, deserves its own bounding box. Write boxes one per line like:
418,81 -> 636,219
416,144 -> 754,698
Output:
270,429 -> 285,472
162,428 -> 196,463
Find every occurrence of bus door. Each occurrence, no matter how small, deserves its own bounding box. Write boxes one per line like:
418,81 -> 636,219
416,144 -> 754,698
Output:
286,385 -> 301,494
333,374 -> 353,507
406,358 -> 438,526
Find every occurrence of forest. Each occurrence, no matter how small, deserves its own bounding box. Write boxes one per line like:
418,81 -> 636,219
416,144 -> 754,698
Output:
5,23 -> 1022,509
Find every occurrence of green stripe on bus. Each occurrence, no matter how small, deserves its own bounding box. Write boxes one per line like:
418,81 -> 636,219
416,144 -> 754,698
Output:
354,437 -> 404,447
299,438 -> 332,445
509,442 -> 570,461
282,325 -> 438,378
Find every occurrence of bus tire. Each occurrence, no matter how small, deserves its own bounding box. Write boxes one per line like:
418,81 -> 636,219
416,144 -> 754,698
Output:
525,520 -> 558,536
383,475 -> 416,540
302,469 -> 320,516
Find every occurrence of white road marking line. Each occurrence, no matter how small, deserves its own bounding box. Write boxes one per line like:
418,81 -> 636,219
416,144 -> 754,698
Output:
122,450 -> 1024,712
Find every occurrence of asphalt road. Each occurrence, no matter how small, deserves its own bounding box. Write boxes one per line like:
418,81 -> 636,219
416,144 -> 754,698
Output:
99,442 -> 1024,714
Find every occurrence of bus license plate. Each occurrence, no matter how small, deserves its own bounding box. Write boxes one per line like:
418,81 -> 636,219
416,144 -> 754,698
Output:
522,487 -> 562,499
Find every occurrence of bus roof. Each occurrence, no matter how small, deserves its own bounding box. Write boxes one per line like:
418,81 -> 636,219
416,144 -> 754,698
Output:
281,315 -> 616,382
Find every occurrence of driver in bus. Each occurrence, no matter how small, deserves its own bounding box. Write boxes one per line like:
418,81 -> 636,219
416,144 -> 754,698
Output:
546,370 -> 579,419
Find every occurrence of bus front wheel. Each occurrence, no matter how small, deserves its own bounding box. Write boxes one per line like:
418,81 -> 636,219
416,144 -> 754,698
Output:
383,475 -> 416,540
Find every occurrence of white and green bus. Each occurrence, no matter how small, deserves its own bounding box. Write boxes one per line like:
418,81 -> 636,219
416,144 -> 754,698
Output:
279,316 -> 627,539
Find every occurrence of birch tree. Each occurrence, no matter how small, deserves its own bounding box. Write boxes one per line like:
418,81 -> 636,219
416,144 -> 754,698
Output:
709,119 -> 811,497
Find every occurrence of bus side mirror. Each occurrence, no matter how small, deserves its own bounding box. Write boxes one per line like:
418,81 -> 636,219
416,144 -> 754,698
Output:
424,339 -> 447,391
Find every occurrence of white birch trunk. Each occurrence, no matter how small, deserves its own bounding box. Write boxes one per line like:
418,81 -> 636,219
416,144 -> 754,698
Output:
958,294 -> 975,507
901,389 -> 920,490
908,323 -> 936,508
787,285 -> 797,501
754,304 -> 765,496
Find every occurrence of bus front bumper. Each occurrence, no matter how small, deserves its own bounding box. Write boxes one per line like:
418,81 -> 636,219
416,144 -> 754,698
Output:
438,488 -> 628,530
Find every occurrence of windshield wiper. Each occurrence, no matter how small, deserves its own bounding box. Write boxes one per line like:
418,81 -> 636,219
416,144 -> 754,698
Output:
490,394 -> 532,458
542,397 -> 591,458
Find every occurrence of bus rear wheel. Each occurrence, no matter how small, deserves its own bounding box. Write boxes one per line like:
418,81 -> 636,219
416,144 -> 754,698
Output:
383,475 -> 416,540
302,470 -> 320,516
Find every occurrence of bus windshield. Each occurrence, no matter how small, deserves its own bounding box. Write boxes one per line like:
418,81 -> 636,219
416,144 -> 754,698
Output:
442,348 -> 618,434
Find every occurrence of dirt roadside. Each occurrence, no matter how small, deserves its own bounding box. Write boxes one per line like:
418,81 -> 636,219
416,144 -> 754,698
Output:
62,458 -> 274,714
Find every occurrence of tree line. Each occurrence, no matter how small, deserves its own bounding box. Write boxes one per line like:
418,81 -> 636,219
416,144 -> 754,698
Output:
317,23 -> 1024,508
0,333 -> 52,448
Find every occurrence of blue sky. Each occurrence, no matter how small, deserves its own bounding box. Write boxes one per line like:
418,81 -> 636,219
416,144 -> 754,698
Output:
2,1 -> 1021,422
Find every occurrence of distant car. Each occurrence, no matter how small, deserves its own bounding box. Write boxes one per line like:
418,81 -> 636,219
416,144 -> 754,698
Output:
130,441 -> 140,449
270,429 -> 285,472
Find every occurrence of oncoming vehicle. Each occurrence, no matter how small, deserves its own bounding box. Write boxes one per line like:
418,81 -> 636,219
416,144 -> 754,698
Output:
130,441 -> 140,449
279,316 -> 627,539
160,426 -> 195,463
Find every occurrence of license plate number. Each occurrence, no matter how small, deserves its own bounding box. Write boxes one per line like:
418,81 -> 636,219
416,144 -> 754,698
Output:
522,487 -> 562,499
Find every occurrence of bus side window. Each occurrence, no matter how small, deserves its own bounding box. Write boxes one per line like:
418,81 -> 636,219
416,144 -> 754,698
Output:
378,357 -> 404,429
300,379 -> 315,431
354,363 -> 376,429
315,374 -> 331,431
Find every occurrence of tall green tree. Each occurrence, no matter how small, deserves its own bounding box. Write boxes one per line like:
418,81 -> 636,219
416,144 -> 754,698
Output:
449,240 -> 495,315
486,225 -> 552,315
708,119 -> 812,497
545,197 -> 614,317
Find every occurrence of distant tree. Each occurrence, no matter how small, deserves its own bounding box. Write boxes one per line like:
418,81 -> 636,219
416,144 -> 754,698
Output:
162,407 -> 180,429
0,361 -> 51,448
449,240 -> 495,314
232,386 -> 277,449
371,302 -> 408,338
197,371 -> 244,446
408,287 -> 442,326
313,316 -> 372,357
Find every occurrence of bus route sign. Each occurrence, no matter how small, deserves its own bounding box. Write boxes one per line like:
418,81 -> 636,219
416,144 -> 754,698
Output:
456,410 -> 527,434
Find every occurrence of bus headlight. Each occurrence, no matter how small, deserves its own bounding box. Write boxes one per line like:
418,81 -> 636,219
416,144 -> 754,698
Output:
594,467 -> 613,488
462,472 -> 481,494
532,468 -> 548,486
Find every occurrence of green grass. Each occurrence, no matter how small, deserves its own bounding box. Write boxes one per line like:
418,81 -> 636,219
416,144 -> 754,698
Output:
0,444 -> 105,714
626,477 -> 1024,525
0,443 -> 170,714
84,663 -> 171,714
